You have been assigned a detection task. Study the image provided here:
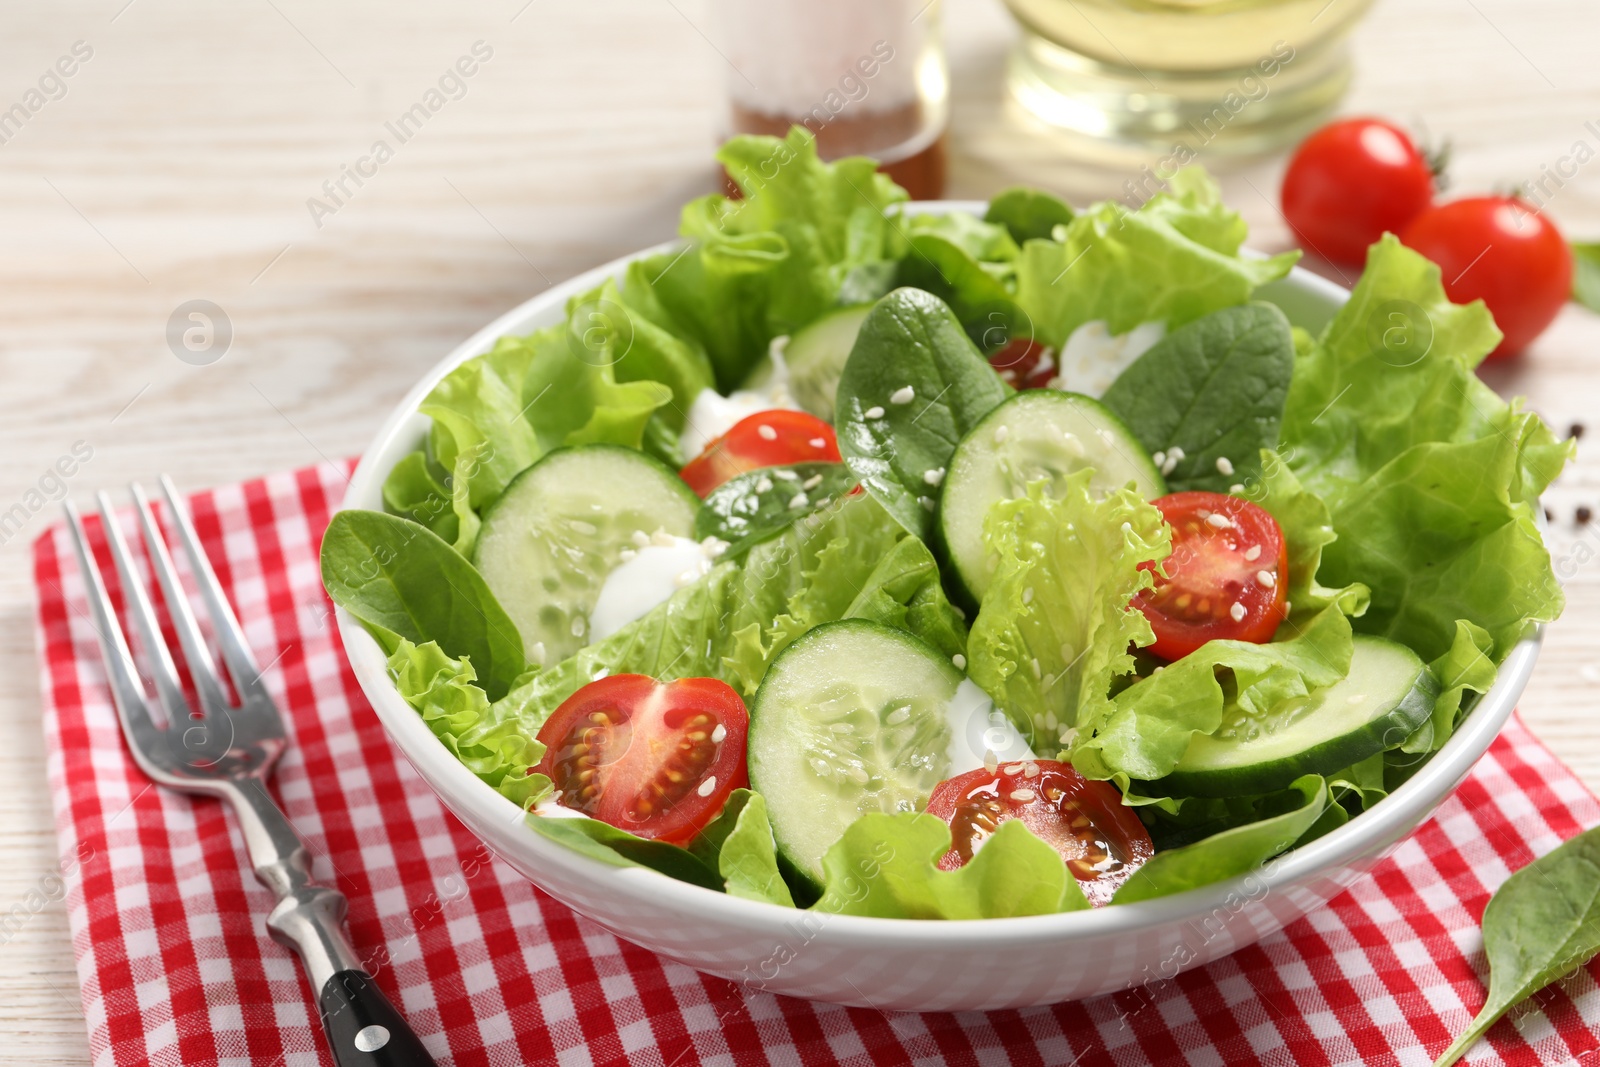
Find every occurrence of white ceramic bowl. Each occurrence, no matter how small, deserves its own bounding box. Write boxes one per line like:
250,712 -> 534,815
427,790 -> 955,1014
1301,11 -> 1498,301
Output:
335,203 -> 1540,1011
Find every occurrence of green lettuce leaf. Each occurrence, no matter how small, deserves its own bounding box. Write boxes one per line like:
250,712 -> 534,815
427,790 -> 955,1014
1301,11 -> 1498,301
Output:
648,128 -> 908,389
1280,237 -> 1568,664
811,814 -> 1090,919
1400,619 -> 1499,754
966,473 -> 1170,747
569,273 -> 716,430
984,187 -> 1075,245
689,790 -> 795,907
1114,775 -> 1328,903
387,638 -> 549,805
1014,168 -> 1298,348
1073,603 -> 1358,789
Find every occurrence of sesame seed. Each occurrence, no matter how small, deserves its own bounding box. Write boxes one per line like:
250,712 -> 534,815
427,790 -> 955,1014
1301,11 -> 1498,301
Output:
697,776 -> 718,797
631,530 -> 650,547
1168,446 -> 1186,462
809,436 -> 827,448
890,385 -> 916,404
994,425 -> 1010,443
1206,513 -> 1232,529
711,724 -> 727,743
1230,483 -> 1245,494
1010,789 -> 1036,802
772,468 -> 799,480
803,474 -> 823,490
593,667 -> 610,680
952,653 -> 967,669
1161,456 -> 1179,476
1229,602 -> 1246,622
924,467 -> 946,487
1152,451 -> 1166,467
1215,456 -> 1234,475
757,424 -> 777,441
1244,544 -> 1262,561
789,492 -> 808,509
652,528 -> 677,546
919,496 -> 936,512
1256,570 -> 1276,588
1022,587 -> 1034,604
865,405 -> 886,419
619,548 -> 636,562
755,475 -> 773,493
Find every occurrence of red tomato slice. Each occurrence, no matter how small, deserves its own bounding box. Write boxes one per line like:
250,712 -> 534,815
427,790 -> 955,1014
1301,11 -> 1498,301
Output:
679,409 -> 842,497
987,337 -> 1057,390
1134,491 -> 1289,661
534,674 -> 749,844
925,759 -> 1153,906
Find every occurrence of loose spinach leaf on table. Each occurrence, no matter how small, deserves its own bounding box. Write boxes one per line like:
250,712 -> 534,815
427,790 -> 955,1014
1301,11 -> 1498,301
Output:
1433,825 -> 1600,1067
693,461 -> 859,557
834,287 -> 1011,541
320,509 -> 525,700
1100,302 -> 1295,493
984,187 -> 1075,245
1571,241 -> 1600,313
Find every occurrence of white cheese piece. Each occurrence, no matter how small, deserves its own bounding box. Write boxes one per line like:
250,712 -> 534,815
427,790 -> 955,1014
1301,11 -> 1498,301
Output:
1048,319 -> 1166,398
678,336 -> 799,459
944,678 -> 1035,775
589,535 -> 716,641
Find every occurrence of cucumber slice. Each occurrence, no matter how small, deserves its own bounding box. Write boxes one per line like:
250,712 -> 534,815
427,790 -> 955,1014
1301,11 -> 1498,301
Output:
744,305 -> 871,422
1152,636 -> 1440,798
472,445 -> 698,666
938,390 -> 1166,602
748,619 -> 966,891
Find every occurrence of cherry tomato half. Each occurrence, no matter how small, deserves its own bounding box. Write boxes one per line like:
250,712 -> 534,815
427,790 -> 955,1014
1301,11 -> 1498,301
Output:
1281,117 -> 1437,266
535,674 -> 749,843
1134,492 -> 1289,661
925,759 -> 1153,906
987,337 -> 1057,390
1400,196 -> 1573,359
679,410 -> 841,497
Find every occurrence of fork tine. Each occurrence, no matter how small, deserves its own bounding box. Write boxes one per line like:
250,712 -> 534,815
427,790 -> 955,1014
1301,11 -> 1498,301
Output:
94,492 -> 195,728
62,501 -> 165,748
155,476 -> 265,697
128,483 -> 235,715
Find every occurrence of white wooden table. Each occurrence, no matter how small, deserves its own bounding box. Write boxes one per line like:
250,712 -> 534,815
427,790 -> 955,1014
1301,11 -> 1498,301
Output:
2,0 -> 1596,1058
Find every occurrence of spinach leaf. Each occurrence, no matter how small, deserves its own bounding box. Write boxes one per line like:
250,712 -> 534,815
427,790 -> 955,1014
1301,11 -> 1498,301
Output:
896,232 -> 1023,350
1100,302 -> 1295,493
834,287 -> 1010,540
1433,825 -> 1600,1067
985,187 -> 1075,244
1570,241 -> 1600,313
693,461 -> 858,557
524,815 -> 724,891
320,509 -> 525,699
1113,775 -> 1328,903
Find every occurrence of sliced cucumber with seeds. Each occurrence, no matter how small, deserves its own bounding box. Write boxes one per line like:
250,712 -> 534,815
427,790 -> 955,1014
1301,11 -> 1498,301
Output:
1150,635 -> 1439,798
472,445 -> 699,667
743,305 -> 871,422
748,619 -> 965,892
938,390 -> 1166,602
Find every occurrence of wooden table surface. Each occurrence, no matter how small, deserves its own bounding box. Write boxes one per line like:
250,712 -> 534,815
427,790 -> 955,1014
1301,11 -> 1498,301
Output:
3,0 -> 1597,1058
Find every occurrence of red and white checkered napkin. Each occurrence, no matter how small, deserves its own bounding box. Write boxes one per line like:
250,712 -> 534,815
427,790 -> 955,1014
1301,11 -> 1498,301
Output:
30,460 -> 1600,1067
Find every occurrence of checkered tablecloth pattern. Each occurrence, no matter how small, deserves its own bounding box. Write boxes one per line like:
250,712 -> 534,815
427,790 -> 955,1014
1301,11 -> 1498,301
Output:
30,459 -> 1600,1066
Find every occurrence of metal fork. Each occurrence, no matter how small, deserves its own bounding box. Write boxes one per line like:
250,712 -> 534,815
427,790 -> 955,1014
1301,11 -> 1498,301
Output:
64,478 -> 437,1067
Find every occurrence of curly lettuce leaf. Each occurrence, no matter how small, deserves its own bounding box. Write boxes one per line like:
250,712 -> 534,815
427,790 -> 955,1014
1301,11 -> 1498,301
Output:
1014,168 -> 1298,348
1281,237 -> 1568,664
649,128 -> 909,389
382,325 -> 672,555
966,473 -> 1170,747
387,638 -> 549,805
811,814 -> 1090,919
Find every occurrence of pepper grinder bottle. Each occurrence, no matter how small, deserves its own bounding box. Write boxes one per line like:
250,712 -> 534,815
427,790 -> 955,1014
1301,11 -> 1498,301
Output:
710,0 -> 949,199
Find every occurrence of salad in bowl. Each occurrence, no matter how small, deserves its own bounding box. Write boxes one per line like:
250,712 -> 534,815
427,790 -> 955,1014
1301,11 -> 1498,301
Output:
323,128 -> 1567,926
